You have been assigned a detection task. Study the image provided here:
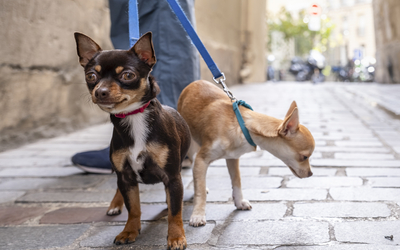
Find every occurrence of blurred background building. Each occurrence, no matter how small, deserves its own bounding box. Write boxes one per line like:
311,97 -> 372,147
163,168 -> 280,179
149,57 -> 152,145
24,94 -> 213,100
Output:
267,0 -> 376,81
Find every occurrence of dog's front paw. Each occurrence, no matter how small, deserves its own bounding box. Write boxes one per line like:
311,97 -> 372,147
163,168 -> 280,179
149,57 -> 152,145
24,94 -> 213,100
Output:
168,235 -> 187,250
189,214 -> 206,227
114,230 -> 139,245
235,199 -> 252,210
107,207 -> 122,216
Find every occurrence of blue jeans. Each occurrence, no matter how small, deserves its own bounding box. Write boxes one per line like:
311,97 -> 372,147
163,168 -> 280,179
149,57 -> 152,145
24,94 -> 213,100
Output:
109,0 -> 200,109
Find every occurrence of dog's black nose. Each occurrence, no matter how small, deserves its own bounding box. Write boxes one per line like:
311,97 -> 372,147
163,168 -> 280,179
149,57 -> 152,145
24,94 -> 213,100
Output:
95,87 -> 110,99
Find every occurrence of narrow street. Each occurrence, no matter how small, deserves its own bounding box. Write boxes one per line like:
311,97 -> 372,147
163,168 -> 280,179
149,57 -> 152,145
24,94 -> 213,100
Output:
0,81 -> 399,249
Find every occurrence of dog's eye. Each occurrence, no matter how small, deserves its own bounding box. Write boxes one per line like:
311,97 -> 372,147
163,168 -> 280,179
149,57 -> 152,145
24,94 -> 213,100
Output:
303,156 -> 308,161
85,73 -> 97,83
122,72 -> 135,81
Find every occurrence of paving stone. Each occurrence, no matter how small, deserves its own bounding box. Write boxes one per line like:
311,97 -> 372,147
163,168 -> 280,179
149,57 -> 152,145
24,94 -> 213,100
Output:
0,191 -> 25,203
335,153 -> 395,160
0,167 -> 84,177
17,191 -> 115,203
335,141 -> 384,147
275,245 -> 400,250
287,177 -> 363,188
0,206 -> 49,225
205,177 -> 282,190
0,158 -> 69,168
97,175 -> 192,191
311,159 -> 400,167
182,203 -> 287,221
203,189 -> 232,202
330,187 -> 400,201
316,146 -> 390,153
207,166 -> 261,176
22,142 -> 108,151
335,221 -> 400,245
367,177 -> 400,187
40,205 -> 168,224
268,167 -> 337,176
0,148 -> 42,158
0,178 -> 60,190
217,221 -> 329,245
293,202 -> 391,218
141,189 -> 194,203
0,175 -> 104,190
80,223 -> 215,247
242,158 -> 287,167
346,168 -> 400,176
0,224 -> 90,250
242,188 -> 327,201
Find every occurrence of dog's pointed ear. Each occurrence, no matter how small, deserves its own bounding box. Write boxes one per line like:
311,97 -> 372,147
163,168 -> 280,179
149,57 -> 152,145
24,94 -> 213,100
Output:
131,32 -> 156,67
279,107 -> 299,136
285,101 -> 298,118
74,32 -> 102,67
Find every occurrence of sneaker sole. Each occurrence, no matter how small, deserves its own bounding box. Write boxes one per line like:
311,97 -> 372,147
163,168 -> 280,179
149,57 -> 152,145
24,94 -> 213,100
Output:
74,164 -> 113,174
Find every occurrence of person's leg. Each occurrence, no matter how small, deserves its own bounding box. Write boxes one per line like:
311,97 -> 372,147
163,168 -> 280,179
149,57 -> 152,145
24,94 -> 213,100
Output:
138,0 -> 199,109
72,0 -> 199,173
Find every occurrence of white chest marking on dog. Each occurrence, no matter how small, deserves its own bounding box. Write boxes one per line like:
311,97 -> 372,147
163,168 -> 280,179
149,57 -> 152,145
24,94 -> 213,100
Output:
120,109 -> 149,183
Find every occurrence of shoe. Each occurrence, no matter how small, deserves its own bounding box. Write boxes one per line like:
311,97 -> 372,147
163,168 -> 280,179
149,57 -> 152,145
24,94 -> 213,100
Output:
71,147 -> 113,174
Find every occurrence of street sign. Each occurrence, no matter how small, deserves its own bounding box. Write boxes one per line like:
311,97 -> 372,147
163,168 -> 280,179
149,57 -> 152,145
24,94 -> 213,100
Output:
310,4 -> 321,16
308,4 -> 321,31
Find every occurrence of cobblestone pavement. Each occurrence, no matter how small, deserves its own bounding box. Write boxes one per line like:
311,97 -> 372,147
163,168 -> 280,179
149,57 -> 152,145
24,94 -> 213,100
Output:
1,82 -> 400,250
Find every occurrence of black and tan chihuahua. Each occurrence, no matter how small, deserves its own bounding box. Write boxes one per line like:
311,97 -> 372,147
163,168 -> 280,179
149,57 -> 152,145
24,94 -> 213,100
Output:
74,32 -> 190,249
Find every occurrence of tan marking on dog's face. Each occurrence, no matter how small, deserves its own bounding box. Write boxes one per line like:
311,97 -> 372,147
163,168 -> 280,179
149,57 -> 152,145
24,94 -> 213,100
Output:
113,78 -> 148,111
276,125 -> 315,178
91,78 -> 148,113
147,142 -> 169,168
111,149 -> 129,172
95,65 -> 101,73
115,66 -> 124,74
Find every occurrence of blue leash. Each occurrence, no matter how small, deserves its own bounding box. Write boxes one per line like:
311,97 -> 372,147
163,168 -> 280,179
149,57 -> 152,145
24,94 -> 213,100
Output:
128,0 -> 256,147
128,0 -> 140,47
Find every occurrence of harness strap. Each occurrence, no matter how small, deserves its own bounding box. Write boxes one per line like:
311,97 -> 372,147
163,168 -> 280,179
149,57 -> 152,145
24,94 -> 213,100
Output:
232,100 -> 256,147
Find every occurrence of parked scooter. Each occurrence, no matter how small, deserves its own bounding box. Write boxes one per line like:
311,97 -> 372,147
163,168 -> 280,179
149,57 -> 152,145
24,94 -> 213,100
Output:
289,50 -> 325,83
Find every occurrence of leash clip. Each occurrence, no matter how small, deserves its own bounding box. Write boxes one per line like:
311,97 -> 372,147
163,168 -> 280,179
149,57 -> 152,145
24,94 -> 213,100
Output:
213,73 -> 236,101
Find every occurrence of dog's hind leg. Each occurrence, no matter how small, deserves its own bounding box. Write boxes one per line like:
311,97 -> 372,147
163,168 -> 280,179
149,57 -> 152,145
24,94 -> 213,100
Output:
186,138 -> 200,164
107,188 -> 124,215
226,159 -> 252,210
189,150 -> 210,227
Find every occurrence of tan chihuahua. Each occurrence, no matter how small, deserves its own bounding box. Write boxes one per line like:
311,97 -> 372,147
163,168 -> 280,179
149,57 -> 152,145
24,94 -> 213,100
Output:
177,80 -> 315,227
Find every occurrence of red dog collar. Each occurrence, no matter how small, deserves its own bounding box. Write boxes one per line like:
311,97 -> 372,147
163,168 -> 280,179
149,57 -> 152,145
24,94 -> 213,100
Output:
114,101 -> 151,118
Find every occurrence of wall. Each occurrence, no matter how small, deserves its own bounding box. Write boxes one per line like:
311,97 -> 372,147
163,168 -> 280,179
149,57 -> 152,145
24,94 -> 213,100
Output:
0,0 -> 111,151
373,0 -> 400,83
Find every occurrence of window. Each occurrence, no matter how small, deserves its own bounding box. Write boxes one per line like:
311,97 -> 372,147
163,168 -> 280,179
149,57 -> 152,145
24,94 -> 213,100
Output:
357,14 -> 366,37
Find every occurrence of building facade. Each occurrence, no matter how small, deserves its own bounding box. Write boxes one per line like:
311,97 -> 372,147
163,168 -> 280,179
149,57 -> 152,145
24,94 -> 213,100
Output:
326,0 -> 376,67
